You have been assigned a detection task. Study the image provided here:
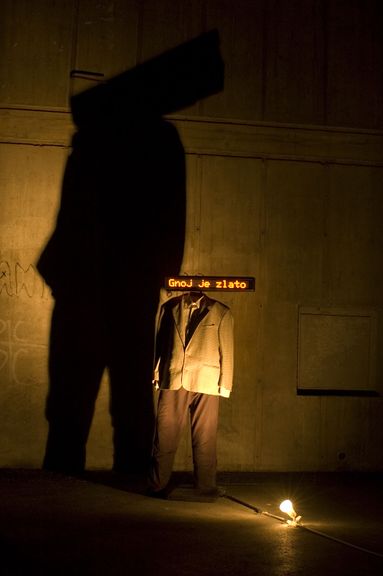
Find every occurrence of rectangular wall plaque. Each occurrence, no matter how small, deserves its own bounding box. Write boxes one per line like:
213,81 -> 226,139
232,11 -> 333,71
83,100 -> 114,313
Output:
297,307 -> 378,396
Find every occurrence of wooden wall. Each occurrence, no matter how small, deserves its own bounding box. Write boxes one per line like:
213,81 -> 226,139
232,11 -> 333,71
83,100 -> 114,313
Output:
1,0 -> 383,471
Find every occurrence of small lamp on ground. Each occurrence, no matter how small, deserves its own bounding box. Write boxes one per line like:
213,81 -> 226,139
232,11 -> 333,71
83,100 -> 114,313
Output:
279,499 -> 302,526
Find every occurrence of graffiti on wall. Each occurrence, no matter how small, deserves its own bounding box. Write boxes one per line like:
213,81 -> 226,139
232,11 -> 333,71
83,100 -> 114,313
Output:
0,260 -> 50,386
0,317 -> 48,386
0,260 -> 48,299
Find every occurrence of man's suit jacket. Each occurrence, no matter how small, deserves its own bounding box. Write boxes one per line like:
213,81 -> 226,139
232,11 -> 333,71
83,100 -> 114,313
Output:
153,293 -> 234,397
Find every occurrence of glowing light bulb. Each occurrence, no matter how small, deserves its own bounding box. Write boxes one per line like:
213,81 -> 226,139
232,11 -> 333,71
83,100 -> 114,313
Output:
279,499 -> 301,525
280,499 -> 295,517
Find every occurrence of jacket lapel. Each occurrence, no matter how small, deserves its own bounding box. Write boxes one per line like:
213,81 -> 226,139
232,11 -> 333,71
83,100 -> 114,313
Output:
185,296 -> 212,345
172,294 -> 214,346
172,296 -> 186,344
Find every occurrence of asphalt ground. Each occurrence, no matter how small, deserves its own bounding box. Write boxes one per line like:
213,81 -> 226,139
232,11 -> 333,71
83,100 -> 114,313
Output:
1,469 -> 382,575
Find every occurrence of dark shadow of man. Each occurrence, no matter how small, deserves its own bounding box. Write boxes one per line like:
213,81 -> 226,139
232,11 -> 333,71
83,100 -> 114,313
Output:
36,30 -> 224,476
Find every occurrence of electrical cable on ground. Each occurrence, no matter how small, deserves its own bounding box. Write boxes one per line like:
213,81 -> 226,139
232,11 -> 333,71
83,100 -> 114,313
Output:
223,493 -> 383,559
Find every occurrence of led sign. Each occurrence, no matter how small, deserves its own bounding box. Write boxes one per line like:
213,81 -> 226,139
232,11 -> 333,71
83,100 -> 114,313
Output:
165,276 -> 255,292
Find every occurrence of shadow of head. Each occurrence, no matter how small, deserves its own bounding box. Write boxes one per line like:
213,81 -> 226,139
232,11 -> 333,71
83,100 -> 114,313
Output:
70,29 -> 224,129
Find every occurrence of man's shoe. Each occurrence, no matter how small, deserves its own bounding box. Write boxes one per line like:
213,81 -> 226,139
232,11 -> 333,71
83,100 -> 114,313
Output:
145,487 -> 169,500
197,486 -> 226,498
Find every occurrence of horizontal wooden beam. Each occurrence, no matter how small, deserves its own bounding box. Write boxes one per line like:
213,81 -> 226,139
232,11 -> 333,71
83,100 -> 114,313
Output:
1,107 -> 383,166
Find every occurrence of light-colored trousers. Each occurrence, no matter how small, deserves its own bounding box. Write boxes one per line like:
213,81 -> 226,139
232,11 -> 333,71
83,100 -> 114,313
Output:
149,388 -> 220,491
